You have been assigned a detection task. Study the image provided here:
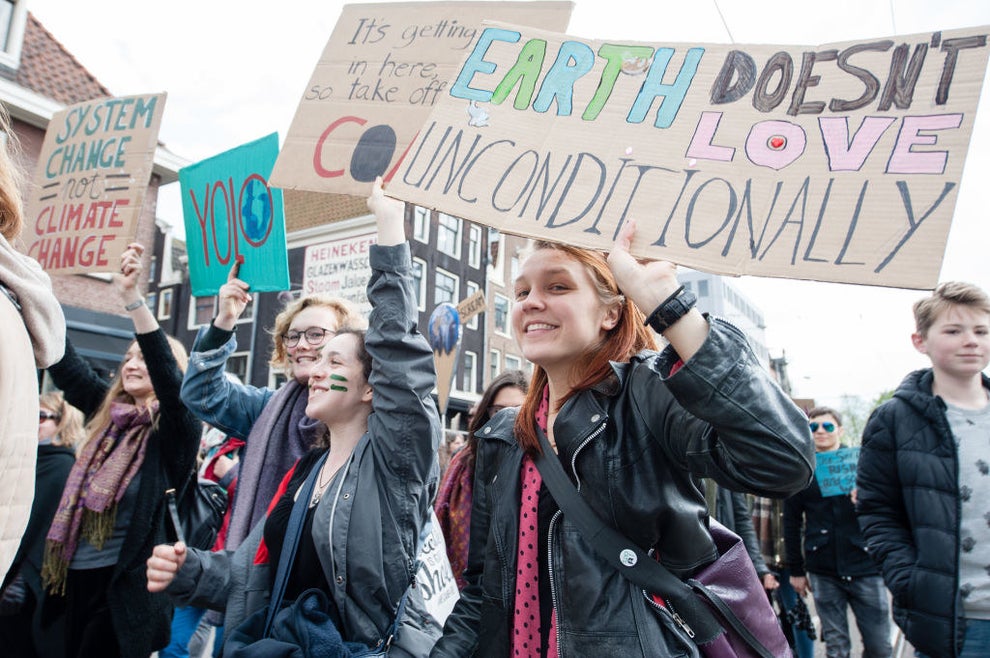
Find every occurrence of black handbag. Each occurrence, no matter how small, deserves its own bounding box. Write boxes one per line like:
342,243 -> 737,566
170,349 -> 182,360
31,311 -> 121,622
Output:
532,429 -> 790,658
165,468 -> 228,551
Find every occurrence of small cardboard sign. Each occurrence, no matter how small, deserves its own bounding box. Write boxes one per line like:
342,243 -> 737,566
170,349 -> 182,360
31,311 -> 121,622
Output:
269,1 -> 573,205
814,447 -> 860,497
429,302 -> 461,414
387,24 -> 990,289
456,288 -> 486,321
302,231 -> 378,314
25,93 -> 167,274
180,133 -> 289,296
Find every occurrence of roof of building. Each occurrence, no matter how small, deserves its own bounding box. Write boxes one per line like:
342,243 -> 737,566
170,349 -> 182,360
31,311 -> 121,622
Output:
15,13 -> 112,104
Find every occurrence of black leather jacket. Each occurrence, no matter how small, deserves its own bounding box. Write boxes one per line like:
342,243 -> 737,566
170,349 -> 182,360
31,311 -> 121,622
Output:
433,319 -> 814,657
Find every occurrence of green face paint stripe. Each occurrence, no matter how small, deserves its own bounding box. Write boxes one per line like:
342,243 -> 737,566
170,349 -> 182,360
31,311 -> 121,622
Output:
329,374 -> 348,382
330,384 -> 348,392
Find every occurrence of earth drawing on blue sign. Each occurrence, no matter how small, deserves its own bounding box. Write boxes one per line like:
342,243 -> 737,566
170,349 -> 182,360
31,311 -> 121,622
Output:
429,303 -> 460,355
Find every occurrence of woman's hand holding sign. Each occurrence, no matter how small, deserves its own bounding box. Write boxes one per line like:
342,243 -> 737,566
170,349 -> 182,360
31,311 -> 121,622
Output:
215,256 -> 250,331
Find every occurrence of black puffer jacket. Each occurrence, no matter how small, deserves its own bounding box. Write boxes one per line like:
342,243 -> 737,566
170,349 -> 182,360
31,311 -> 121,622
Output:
432,319 -> 814,657
857,369 -> 990,658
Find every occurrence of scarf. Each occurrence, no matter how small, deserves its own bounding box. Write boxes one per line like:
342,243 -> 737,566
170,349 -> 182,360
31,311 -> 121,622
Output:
433,447 -> 474,590
513,387 -> 558,657
0,233 -> 65,367
42,400 -> 157,595
225,379 -> 322,550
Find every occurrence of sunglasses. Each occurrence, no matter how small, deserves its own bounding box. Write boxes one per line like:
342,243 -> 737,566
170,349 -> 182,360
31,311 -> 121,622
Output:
809,421 -> 836,433
39,411 -> 61,422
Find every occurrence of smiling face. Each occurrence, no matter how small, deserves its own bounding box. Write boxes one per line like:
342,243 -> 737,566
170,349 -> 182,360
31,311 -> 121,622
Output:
120,342 -> 154,404
511,249 -> 619,385
912,304 -> 990,382
286,306 -> 341,384
306,333 -> 372,426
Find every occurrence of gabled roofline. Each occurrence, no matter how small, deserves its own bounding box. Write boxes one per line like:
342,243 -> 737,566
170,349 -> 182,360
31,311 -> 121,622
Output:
0,77 -> 188,184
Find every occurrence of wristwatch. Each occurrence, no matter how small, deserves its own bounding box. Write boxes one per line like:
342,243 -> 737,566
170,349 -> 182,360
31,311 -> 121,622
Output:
644,286 -> 697,333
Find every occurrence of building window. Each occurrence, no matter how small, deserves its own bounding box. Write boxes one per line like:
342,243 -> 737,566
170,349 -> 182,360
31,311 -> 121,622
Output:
465,281 -> 480,330
468,225 -> 482,268
227,352 -> 251,384
462,351 -> 477,392
412,257 -> 427,311
489,349 -> 501,381
437,213 -> 462,258
146,292 -> 158,314
413,206 -> 430,243
0,0 -> 27,62
494,294 -> 510,336
158,288 -> 173,320
505,354 -> 523,372
510,254 -> 521,284
190,295 -> 218,329
434,268 -> 459,307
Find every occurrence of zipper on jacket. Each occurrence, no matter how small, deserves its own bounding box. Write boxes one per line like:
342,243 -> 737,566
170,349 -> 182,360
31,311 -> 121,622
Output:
570,422 -> 607,490
489,476 -> 513,604
643,590 -> 695,639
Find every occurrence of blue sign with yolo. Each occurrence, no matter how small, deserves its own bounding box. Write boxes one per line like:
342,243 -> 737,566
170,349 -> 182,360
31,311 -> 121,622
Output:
180,133 -> 289,296
814,447 -> 861,497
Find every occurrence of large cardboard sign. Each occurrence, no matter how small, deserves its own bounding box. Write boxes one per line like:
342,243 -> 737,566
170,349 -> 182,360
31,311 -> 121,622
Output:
25,93 -> 166,275
302,231 -> 378,314
180,133 -> 289,296
814,446 -> 860,497
387,25 -> 990,289
269,1 -> 573,204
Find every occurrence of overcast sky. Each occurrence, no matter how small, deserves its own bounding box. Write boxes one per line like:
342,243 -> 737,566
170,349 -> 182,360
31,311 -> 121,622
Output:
29,0 -> 990,410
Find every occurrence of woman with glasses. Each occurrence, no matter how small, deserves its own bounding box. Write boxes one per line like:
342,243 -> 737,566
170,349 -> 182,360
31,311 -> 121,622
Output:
0,392 -> 84,657
179,259 -> 365,561
40,242 -> 201,658
434,370 -> 528,590
148,178 -> 442,656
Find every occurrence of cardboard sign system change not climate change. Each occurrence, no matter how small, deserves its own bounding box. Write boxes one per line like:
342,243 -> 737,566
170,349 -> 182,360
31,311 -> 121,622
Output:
25,93 -> 166,275
269,1 -> 573,205
387,25 -> 990,289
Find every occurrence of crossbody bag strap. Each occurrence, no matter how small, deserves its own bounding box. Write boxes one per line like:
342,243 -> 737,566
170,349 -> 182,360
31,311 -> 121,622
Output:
263,451 -> 329,637
531,430 -> 722,645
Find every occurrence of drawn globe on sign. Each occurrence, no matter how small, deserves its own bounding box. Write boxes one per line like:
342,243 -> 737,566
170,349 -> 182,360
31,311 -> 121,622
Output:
239,175 -> 273,246
428,303 -> 461,356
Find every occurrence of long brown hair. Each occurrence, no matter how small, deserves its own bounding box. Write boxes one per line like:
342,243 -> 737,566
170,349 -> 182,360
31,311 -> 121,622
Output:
513,242 -> 657,454
78,335 -> 189,452
0,107 -> 25,241
464,369 -> 529,466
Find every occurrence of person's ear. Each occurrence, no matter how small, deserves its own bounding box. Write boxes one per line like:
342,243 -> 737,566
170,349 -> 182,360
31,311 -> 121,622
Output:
361,384 -> 373,404
601,304 -> 621,331
911,332 -> 927,354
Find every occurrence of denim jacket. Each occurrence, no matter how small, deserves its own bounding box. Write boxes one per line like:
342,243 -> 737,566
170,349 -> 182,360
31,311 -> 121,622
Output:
180,327 -> 274,439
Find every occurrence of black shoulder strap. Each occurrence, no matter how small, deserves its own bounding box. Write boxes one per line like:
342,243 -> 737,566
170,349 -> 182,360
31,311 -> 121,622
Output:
531,429 -> 723,645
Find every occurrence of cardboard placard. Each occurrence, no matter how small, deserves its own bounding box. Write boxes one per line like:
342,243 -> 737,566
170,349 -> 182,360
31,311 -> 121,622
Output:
25,93 -> 167,274
180,133 -> 289,296
269,1 -> 573,206
387,24 -> 990,289
302,231 -> 378,314
814,447 -> 860,497
416,509 -> 459,624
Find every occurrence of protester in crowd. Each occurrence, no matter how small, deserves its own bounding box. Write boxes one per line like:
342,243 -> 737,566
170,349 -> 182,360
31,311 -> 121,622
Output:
785,407 -> 891,658
435,369 -> 528,590
0,109 -> 66,584
0,392 -> 83,657
41,242 -> 201,658
147,178 -> 443,655
858,282 -> 990,658
431,221 -> 814,656
179,257 -> 365,557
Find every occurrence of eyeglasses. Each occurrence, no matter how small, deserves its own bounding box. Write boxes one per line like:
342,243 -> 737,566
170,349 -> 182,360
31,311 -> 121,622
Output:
809,421 -> 836,433
39,411 -> 61,422
282,327 -> 333,348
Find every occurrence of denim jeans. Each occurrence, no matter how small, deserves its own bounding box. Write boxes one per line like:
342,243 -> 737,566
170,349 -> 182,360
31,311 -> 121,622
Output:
160,606 -> 207,658
777,568 -> 816,658
808,573 -> 892,658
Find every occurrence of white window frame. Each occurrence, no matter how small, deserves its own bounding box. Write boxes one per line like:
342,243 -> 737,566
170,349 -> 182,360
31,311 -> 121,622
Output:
489,349 -> 501,382
493,293 -> 511,337
461,350 -> 477,393
0,1 -> 28,69
157,288 -> 174,320
413,206 -> 430,243
465,281 -> 480,330
411,257 -> 427,312
434,267 -> 460,307
504,354 -> 523,372
226,351 -> 253,385
437,213 -> 462,259
468,225 -> 482,269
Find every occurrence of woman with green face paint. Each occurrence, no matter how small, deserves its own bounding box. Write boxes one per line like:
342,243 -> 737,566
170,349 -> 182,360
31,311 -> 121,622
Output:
147,178 -> 443,656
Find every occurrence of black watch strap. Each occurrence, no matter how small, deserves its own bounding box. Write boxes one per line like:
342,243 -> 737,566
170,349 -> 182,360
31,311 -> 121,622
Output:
644,287 -> 697,333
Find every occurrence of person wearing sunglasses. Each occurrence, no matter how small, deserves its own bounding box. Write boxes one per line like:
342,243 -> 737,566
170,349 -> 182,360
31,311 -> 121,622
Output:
0,392 -> 85,657
783,407 -> 892,658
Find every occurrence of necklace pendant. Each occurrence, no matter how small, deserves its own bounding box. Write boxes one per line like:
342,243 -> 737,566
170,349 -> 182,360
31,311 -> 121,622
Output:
310,489 -> 323,508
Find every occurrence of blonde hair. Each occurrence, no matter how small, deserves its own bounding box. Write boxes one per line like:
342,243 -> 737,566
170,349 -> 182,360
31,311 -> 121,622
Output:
268,295 -> 365,372
0,107 -> 25,241
914,282 -> 990,337
39,391 -> 86,449
79,335 -> 189,452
